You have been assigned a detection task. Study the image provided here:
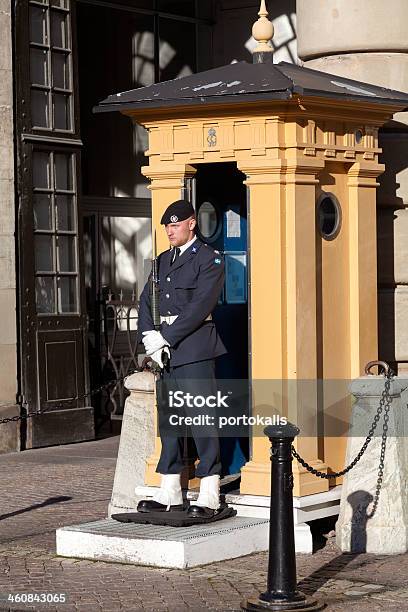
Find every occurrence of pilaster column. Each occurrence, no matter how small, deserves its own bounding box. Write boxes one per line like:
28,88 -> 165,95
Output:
238,157 -> 328,496
237,160 -> 284,496
142,164 -> 197,252
347,162 -> 384,376
141,163 -> 197,486
284,158 -> 328,496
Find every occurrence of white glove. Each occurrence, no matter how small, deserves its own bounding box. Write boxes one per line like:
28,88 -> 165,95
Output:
142,330 -> 169,355
150,346 -> 170,369
141,330 -> 156,352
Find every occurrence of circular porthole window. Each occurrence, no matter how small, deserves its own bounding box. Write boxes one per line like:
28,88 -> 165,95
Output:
197,201 -> 220,242
355,129 -> 364,145
316,193 -> 341,240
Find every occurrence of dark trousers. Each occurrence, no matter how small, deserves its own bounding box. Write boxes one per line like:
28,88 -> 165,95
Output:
156,359 -> 222,478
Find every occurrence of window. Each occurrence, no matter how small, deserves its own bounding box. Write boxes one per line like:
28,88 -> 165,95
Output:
77,1 -> 208,197
159,17 -> 196,81
197,201 -> 219,241
29,0 -> 74,131
158,1 -> 195,17
355,129 -> 364,145
316,193 -> 341,240
33,150 -> 79,313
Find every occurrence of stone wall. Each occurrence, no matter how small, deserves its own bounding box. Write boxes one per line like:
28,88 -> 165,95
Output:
0,0 -> 20,451
297,0 -> 408,374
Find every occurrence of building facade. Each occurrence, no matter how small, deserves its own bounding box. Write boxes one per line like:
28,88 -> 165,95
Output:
297,0 -> 408,376
1,0 -> 406,458
0,0 -> 297,453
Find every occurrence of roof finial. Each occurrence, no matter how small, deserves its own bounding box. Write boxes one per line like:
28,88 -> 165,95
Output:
252,0 -> 274,63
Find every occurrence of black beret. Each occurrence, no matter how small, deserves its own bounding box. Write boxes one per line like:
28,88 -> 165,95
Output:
160,200 -> 195,225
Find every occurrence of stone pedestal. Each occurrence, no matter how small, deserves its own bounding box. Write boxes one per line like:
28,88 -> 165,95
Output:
0,403 -> 20,454
108,371 -> 155,517
336,375 -> 408,554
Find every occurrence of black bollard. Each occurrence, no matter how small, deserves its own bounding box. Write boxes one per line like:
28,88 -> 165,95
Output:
242,423 -> 325,611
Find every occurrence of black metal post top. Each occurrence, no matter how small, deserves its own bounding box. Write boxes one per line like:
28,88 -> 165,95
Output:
264,422 -> 300,439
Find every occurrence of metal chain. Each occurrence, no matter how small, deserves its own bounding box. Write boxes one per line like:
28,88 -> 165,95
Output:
367,395 -> 390,518
0,369 -> 142,426
291,371 -> 393,480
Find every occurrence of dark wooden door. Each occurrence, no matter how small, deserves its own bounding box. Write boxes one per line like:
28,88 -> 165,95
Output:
15,0 -> 94,448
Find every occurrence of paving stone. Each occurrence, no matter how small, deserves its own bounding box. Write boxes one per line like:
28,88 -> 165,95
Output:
1,437 -> 408,611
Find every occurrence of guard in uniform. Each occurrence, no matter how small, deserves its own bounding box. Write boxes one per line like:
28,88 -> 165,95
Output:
137,199 -> 227,518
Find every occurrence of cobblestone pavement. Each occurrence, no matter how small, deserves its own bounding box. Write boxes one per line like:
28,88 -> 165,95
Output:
1,437 -> 408,611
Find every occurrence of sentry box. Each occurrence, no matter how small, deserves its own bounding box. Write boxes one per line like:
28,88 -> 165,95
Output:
95,2 -> 408,498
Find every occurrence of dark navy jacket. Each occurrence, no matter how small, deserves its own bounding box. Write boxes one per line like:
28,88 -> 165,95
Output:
137,238 -> 227,367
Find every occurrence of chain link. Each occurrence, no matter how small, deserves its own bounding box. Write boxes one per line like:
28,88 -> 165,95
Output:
291,371 -> 393,481
0,369 -> 142,426
367,393 -> 390,518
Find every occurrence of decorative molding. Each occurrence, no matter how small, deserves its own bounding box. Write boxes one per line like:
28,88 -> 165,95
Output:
239,157 -> 324,185
324,129 -> 335,144
347,162 -> 385,188
348,162 -> 385,178
159,126 -> 174,161
303,119 -> 316,155
22,133 -> 83,147
219,121 -> 235,158
304,147 -> 316,156
142,164 -> 196,190
144,116 -> 381,166
344,131 -> 354,149
364,126 -> 375,149
190,123 -> 204,159
250,119 -> 266,156
324,125 -> 336,158
363,126 -> 376,160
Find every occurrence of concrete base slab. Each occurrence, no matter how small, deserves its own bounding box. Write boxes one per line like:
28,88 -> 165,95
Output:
226,486 -> 342,523
134,484 -> 341,520
126,484 -> 342,554
56,517 -> 270,568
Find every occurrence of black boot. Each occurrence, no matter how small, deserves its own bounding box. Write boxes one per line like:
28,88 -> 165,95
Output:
186,505 -> 217,519
137,499 -> 184,513
137,474 -> 183,513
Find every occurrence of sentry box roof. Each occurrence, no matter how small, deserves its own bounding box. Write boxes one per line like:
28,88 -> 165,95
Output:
94,60 -> 408,116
